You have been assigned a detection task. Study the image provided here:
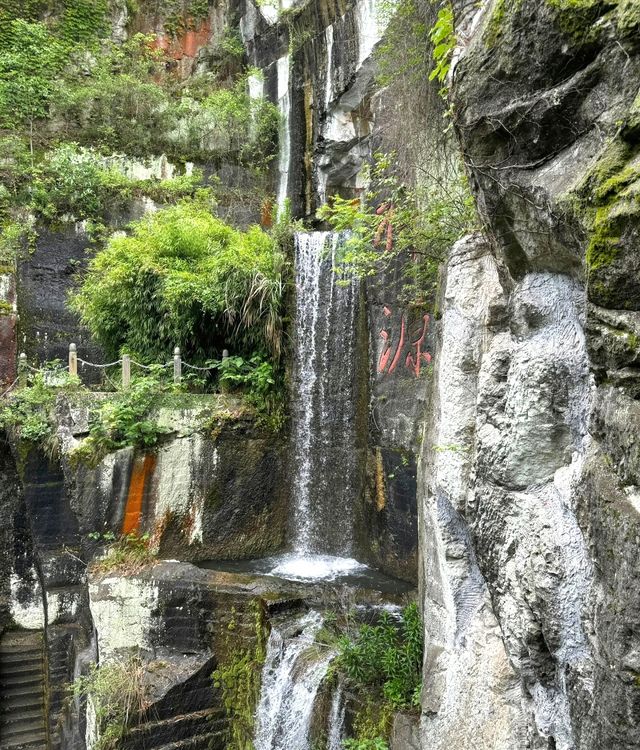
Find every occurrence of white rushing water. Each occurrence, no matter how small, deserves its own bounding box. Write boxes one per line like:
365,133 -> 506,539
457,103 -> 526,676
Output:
324,24 -> 334,108
356,0 -> 384,68
254,611 -> 336,750
291,232 -> 360,557
276,55 -> 291,219
327,682 -> 346,750
291,232 -> 325,553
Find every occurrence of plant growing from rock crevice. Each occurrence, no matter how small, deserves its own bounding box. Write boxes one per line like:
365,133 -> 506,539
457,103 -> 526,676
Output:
72,653 -> 150,750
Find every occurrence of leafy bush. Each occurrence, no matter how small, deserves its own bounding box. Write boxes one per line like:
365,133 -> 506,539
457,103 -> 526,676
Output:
71,375 -> 168,465
29,143 -> 112,220
25,142 -> 209,224
211,353 -> 284,428
170,73 -> 280,169
72,653 -> 150,750
343,739 -> 389,750
336,603 -> 423,711
54,35 -> 174,156
318,152 -> 474,304
0,19 -> 65,145
428,2 -> 455,96
70,201 -> 288,363
0,367 -> 81,455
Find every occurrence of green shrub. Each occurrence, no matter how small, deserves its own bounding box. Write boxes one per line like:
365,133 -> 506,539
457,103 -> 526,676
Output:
0,19 -> 65,147
29,143 -> 111,221
71,374 -> 168,465
429,2 -> 455,95
25,142 -> 210,224
343,738 -> 389,750
0,367 -> 82,455
336,603 -> 423,711
211,353 -> 284,428
53,35 -> 174,156
70,201 -> 288,363
318,152 -> 474,304
170,73 -> 280,168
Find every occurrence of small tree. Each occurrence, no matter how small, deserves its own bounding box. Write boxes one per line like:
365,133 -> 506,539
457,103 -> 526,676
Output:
0,20 -> 64,155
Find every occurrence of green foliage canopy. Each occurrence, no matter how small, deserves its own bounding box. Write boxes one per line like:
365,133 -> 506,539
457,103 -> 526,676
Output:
70,201 -> 287,363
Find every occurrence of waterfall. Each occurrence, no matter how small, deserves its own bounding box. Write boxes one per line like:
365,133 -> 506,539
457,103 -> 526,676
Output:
276,55 -> 291,219
324,24 -> 334,108
289,232 -> 361,558
356,0 -> 384,68
327,682 -> 346,750
254,611 -> 336,750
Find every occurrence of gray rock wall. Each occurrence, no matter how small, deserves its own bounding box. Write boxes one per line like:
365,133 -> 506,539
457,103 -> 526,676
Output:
417,2 -> 640,749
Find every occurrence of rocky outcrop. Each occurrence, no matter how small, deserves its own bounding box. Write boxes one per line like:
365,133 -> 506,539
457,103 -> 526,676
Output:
417,2 -> 640,749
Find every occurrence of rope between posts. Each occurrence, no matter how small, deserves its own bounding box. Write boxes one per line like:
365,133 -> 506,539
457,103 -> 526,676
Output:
25,363 -> 66,373
129,360 -> 172,370
78,358 -> 123,369
182,361 -> 218,372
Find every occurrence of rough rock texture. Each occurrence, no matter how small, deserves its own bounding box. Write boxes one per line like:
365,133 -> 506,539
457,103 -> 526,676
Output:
17,225 -> 105,376
418,2 -> 640,749
56,396 -> 289,561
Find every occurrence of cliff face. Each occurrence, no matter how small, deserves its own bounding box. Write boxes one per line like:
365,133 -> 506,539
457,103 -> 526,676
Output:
418,2 -> 640,749
1,1 -> 640,748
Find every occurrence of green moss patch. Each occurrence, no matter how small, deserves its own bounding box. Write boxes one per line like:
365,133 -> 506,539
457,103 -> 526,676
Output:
576,139 -> 640,271
483,0 -> 523,48
546,0 -> 619,41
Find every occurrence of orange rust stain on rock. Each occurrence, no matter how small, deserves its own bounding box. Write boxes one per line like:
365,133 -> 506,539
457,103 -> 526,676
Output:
152,20 -> 211,61
122,453 -> 156,536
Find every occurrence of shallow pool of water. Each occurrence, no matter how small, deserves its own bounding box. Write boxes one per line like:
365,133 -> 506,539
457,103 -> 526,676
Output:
198,553 -> 414,594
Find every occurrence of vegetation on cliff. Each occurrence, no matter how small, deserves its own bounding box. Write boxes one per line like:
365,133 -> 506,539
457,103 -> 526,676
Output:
0,0 -> 279,262
318,0 -> 475,306
72,653 -> 150,750
70,200 -> 288,363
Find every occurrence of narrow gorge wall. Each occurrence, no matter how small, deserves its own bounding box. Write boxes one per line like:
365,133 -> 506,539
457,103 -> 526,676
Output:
417,2 -> 640,749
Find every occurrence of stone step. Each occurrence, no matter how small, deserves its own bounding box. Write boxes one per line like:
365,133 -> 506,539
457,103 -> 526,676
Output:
122,709 -> 224,749
0,729 -> 48,748
1,709 -> 47,727
0,651 -> 44,666
0,664 -> 42,687
1,684 -> 45,701
0,631 -> 47,750
1,693 -> 45,712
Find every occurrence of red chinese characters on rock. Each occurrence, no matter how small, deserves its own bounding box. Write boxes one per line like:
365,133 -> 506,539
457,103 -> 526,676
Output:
378,306 -> 432,378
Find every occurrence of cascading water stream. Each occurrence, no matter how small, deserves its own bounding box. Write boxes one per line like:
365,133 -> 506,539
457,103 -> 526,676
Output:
254,611 -> 336,750
276,55 -> 291,219
289,232 -> 361,558
327,682 -> 346,750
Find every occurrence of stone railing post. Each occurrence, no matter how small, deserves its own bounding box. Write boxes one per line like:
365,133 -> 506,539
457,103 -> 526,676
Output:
122,354 -> 131,389
18,352 -> 27,387
69,343 -> 77,377
173,347 -> 182,384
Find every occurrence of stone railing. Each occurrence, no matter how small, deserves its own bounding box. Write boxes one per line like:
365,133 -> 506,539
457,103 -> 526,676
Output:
11,344 -> 230,391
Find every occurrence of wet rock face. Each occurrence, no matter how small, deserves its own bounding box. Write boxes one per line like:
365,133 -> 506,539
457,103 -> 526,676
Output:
58,401 -> 289,561
452,0 -> 640,287
418,2 -> 640,749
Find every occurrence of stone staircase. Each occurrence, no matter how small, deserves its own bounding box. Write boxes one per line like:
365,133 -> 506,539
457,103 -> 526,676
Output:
121,708 -> 226,750
0,631 -> 48,749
